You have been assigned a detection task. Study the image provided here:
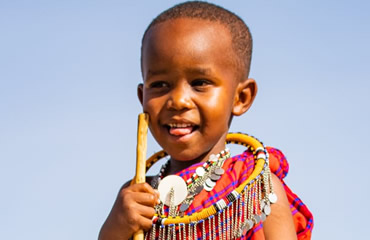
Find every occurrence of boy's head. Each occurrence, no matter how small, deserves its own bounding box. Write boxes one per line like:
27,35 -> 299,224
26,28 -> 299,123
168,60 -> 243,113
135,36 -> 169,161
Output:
138,1 -> 257,162
141,1 -> 253,80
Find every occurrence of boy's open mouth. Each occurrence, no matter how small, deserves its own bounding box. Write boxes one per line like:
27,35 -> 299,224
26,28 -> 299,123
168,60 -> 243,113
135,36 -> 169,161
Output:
165,123 -> 198,136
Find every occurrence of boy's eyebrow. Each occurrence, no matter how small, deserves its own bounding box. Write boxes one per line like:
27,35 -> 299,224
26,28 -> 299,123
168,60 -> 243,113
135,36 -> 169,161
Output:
185,67 -> 212,75
146,67 -> 213,77
147,69 -> 169,77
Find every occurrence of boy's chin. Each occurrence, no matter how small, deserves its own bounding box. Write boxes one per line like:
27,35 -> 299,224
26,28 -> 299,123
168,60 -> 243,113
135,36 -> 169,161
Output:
169,154 -> 203,162
165,146 -> 205,162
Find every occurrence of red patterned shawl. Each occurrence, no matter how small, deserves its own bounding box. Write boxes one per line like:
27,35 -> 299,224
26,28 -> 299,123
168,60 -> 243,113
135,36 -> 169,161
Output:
166,147 -> 314,239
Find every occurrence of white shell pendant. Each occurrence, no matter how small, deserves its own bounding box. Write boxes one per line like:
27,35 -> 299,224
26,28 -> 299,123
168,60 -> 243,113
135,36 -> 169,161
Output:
158,175 -> 187,206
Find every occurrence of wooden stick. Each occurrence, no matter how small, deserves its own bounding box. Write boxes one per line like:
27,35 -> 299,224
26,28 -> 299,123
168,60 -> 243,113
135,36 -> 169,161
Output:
133,113 -> 149,240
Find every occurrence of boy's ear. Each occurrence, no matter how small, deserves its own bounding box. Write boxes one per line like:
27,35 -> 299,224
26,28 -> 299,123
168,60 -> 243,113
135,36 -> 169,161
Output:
232,78 -> 258,116
137,83 -> 144,106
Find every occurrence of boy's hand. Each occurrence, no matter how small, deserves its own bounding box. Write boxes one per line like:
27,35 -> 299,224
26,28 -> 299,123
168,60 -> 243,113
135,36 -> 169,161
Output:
99,182 -> 159,240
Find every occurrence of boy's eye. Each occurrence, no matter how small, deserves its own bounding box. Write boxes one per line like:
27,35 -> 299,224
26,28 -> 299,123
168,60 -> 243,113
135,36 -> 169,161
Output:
149,81 -> 169,88
191,79 -> 212,87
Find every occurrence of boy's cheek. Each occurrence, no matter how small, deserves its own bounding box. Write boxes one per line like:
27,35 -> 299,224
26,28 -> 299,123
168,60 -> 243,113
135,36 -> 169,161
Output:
143,97 -> 162,113
141,105 -> 159,129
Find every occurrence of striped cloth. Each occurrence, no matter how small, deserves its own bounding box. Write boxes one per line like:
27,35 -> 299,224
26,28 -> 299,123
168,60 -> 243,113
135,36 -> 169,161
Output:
168,147 -> 313,239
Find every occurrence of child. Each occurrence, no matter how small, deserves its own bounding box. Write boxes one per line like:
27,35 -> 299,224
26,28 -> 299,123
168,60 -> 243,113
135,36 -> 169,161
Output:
99,1 -> 313,240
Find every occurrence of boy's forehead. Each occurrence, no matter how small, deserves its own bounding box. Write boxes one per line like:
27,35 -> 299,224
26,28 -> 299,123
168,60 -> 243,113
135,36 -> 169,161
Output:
142,18 -> 236,66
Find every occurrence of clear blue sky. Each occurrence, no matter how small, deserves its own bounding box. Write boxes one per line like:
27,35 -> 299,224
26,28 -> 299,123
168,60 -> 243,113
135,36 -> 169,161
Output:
1,1 -> 369,239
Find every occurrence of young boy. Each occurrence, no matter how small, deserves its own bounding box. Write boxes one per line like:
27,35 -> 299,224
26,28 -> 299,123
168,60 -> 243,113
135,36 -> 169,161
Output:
99,2 -> 313,240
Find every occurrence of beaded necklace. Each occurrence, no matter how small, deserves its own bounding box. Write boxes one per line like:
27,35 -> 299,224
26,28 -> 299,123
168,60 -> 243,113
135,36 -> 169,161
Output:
152,149 -> 231,216
142,133 -> 277,240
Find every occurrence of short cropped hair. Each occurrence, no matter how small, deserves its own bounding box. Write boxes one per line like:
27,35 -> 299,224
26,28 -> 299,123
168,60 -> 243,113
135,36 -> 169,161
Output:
141,1 -> 253,79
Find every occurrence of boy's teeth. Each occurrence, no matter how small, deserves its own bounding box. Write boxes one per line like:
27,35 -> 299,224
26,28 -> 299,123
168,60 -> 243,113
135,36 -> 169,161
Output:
168,123 -> 193,128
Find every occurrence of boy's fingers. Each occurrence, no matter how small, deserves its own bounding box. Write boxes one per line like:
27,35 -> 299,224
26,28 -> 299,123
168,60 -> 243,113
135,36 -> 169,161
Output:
135,215 -> 154,231
135,192 -> 159,206
137,205 -> 156,218
126,204 -> 155,233
126,183 -> 160,204
131,182 -> 156,195
126,213 -> 154,233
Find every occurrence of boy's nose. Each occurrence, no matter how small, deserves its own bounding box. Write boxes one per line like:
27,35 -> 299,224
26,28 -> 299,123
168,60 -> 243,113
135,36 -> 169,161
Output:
166,85 -> 194,111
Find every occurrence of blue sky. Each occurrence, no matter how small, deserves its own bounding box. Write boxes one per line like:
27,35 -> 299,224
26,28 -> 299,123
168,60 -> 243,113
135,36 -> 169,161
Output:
1,1 -> 369,239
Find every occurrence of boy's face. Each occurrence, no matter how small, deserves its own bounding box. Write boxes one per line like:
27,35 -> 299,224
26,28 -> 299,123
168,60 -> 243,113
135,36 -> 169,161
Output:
139,18 -> 253,162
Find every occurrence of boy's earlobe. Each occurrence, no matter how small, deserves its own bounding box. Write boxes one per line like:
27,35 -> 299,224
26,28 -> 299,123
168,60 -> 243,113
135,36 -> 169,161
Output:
137,83 -> 144,106
232,78 -> 258,116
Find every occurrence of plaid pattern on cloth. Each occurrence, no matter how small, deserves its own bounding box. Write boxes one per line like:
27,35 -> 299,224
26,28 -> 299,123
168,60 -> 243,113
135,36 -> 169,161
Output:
163,147 -> 314,239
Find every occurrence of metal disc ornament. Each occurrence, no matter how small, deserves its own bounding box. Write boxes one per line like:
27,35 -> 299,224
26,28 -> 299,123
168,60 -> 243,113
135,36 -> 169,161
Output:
210,173 -> 221,181
205,178 -> 216,187
246,219 -> 254,230
195,166 -> 205,177
158,175 -> 187,206
261,213 -> 266,222
268,193 -> 278,204
263,204 -> 271,215
253,214 -> 261,224
260,200 -> 266,209
204,183 -> 213,192
214,167 -> 225,175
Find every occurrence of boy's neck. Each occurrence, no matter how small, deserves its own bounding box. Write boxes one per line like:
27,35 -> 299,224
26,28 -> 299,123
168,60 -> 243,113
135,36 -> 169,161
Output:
166,157 -> 203,176
164,133 -> 229,176
166,146 -> 225,175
